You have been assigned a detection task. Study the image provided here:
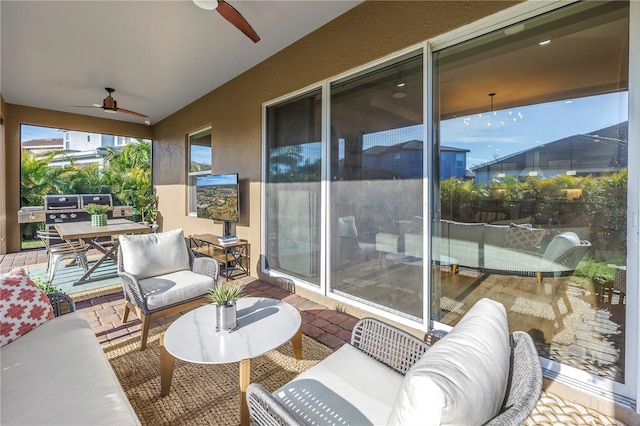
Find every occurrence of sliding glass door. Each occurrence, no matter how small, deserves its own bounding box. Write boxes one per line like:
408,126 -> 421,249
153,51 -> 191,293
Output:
329,53 -> 424,318
433,0 -> 632,392
264,89 -> 322,284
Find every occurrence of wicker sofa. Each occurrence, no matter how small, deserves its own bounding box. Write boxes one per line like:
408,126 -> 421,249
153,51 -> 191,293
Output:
1,293 -> 140,425
247,298 -> 542,426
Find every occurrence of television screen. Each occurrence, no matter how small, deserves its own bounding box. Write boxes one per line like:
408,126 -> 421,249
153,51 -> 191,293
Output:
196,174 -> 239,222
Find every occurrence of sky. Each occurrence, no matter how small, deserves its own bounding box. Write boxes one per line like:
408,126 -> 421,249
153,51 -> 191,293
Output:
20,125 -> 64,142
441,92 -> 628,168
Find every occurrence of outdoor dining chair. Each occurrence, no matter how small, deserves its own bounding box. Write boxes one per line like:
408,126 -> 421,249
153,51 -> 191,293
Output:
37,229 -> 90,282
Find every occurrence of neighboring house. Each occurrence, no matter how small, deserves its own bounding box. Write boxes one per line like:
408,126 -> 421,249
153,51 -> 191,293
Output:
62,130 -> 135,151
360,140 -> 470,180
362,140 -> 423,178
21,130 -> 142,168
440,145 -> 470,180
20,137 -> 63,154
472,122 -> 628,183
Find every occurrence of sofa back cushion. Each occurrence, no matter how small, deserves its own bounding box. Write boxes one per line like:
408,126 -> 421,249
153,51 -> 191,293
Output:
483,224 -> 509,248
1,268 -> 54,347
542,231 -> 581,262
387,298 -> 511,426
120,229 -> 190,280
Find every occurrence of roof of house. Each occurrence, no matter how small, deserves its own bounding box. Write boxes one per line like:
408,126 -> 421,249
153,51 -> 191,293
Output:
21,138 -> 64,148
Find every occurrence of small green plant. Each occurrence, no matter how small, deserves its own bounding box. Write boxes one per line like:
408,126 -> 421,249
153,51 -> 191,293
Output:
84,203 -> 113,215
207,283 -> 246,304
334,303 -> 348,313
32,276 -> 63,294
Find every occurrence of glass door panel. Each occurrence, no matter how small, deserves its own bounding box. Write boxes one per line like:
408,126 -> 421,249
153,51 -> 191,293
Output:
329,53 -> 424,318
433,0 -> 630,386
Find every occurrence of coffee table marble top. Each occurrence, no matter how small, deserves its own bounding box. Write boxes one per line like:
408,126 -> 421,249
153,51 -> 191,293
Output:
163,297 -> 302,364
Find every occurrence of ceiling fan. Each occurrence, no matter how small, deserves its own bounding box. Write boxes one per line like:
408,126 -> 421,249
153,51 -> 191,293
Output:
193,0 -> 260,43
74,88 -> 147,118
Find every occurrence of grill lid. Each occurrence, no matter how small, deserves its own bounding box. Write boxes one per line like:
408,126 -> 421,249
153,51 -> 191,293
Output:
80,194 -> 113,207
44,194 -> 80,210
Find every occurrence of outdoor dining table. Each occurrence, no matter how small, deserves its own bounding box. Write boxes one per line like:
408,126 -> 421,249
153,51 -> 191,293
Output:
54,218 -> 151,285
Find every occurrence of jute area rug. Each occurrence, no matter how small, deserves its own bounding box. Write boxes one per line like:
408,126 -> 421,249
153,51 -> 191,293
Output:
105,324 -> 333,425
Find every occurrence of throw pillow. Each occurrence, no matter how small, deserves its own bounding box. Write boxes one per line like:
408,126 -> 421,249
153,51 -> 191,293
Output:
1,268 -> 54,347
387,298 -> 511,426
504,223 -> 548,251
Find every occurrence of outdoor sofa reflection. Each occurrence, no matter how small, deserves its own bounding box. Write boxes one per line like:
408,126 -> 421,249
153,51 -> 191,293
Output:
399,220 -> 591,282
247,298 -> 542,426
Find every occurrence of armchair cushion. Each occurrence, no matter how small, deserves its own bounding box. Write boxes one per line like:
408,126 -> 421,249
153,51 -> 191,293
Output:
119,228 -> 190,279
388,298 -> 510,425
273,343 -> 404,425
139,270 -> 216,311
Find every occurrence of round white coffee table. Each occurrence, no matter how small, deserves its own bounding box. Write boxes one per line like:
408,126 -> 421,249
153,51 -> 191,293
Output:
160,297 -> 302,426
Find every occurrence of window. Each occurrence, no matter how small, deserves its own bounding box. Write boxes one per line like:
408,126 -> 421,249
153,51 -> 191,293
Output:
187,128 -> 212,215
265,89 -> 322,284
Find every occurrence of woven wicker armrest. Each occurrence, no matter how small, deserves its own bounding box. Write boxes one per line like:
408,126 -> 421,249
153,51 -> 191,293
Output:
117,270 -> 147,310
47,292 -> 76,317
246,383 -> 305,426
351,317 -> 431,375
486,331 -> 542,426
191,256 -> 220,281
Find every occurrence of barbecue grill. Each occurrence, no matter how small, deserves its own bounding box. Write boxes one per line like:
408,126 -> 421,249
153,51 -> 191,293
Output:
17,194 -> 133,224
45,194 -> 112,224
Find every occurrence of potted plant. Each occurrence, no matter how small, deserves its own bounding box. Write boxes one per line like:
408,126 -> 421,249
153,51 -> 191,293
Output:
84,203 -> 113,227
207,283 -> 246,331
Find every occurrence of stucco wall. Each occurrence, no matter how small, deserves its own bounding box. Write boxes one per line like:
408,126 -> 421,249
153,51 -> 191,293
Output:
152,1 -> 515,275
3,104 -> 152,253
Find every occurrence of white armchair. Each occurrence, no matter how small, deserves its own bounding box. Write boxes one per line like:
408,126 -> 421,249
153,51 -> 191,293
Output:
117,228 -> 219,350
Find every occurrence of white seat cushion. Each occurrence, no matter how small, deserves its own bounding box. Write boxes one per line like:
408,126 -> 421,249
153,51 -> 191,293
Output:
1,312 -> 140,425
273,344 -> 404,425
120,228 -> 190,280
388,298 -> 510,426
140,270 -> 215,311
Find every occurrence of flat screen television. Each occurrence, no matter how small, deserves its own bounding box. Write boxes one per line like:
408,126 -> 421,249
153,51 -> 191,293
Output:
196,174 -> 239,227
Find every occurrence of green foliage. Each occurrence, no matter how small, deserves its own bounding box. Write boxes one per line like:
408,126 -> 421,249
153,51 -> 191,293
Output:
84,203 -> 113,215
101,141 -> 157,222
439,170 -> 628,261
21,140 -> 155,235
32,276 -> 63,294
21,150 -> 67,206
207,283 -> 246,304
574,260 -> 615,285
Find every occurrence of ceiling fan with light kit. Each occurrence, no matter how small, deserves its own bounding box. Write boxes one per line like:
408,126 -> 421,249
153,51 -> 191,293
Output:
73,88 -> 147,118
193,0 -> 260,43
